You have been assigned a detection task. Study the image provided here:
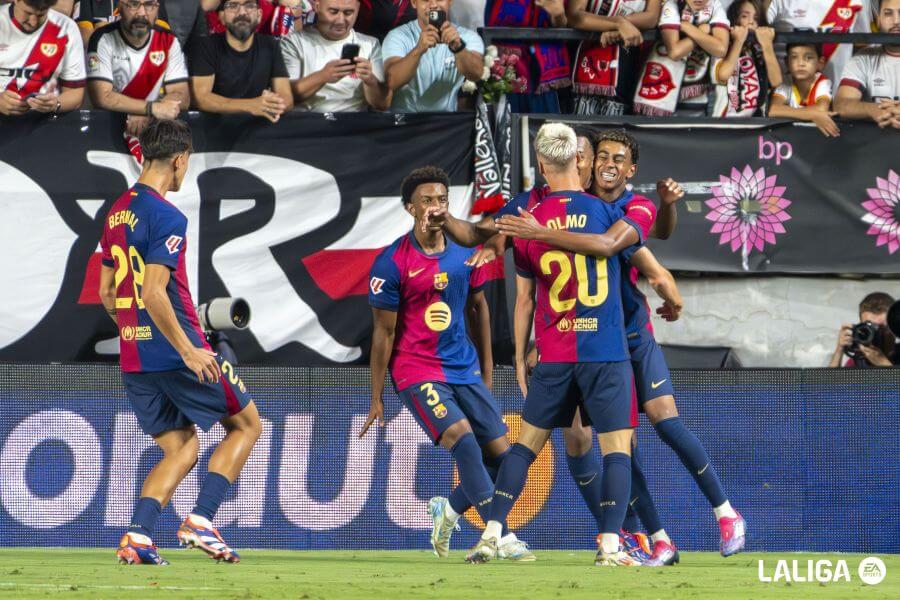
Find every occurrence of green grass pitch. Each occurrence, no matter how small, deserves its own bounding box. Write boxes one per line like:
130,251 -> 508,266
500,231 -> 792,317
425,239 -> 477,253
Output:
0,549 -> 896,599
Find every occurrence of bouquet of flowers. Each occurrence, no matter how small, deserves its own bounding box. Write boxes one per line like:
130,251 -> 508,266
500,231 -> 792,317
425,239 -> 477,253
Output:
462,46 -> 527,103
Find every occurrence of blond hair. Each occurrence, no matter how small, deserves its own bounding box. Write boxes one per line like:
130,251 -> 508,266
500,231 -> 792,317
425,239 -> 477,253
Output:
534,122 -> 577,169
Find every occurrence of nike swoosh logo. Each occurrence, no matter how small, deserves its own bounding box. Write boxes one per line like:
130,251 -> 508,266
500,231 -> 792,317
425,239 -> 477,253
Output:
651,379 -> 667,389
577,474 -> 597,486
697,463 -> 709,475
408,268 -> 425,277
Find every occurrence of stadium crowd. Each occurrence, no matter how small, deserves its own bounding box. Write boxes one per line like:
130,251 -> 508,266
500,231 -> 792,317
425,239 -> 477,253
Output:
1,0 -> 898,134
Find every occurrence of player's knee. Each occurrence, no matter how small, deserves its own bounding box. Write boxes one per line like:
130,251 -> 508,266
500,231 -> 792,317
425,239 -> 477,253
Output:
644,395 -> 678,425
597,429 -> 633,456
439,420 -> 473,449
562,425 -> 593,457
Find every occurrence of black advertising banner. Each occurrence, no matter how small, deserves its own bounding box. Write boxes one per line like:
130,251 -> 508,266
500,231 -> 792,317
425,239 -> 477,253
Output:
520,117 -> 899,274
0,111 -> 483,365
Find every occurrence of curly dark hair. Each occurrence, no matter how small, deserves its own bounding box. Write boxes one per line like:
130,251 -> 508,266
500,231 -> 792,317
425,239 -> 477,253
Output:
401,166 -> 450,206
22,0 -> 59,10
594,129 -> 640,164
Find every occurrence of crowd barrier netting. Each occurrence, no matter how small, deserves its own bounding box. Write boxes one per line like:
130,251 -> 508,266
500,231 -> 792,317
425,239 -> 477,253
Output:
0,363 -> 897,553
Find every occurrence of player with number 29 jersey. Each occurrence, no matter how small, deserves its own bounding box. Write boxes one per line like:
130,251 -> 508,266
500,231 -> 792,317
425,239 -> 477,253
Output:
100,182 -> 208,373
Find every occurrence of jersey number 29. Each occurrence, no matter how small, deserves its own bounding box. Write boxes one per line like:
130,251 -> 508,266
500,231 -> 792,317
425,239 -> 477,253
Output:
110,244 -> 147,309
539,250 -> 608,313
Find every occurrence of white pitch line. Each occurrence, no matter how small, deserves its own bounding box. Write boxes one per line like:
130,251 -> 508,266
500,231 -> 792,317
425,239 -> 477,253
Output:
0,582 -> 234,591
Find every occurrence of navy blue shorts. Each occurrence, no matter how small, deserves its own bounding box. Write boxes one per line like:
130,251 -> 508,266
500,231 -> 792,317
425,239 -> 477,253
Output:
122,356 -> 252,436
399,381 -> 507,445
524,361 -> 637,433
630,335 -> 675,407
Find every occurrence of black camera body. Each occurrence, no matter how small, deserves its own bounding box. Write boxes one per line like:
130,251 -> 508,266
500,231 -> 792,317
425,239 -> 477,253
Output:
851,321 -> 882,348
428,9 -> 446,29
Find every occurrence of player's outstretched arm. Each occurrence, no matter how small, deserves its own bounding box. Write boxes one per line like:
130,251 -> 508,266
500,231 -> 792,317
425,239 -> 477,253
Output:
98,265 -> 118,324
424,207 -> 497,247
496,208 -> 639,258
360,307 -> 397,437
466,290 -> 493,390
142,264 -> 221,383
629,247 -> 683,322
513,275 -> 536,397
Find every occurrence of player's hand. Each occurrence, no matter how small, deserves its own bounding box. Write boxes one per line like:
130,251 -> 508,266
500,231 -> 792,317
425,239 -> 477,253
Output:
150,98 -> 182,120
354,57 -> 377,84
656,299 -> 682,322
0,90 -> 29,116
836,324 -> 853,350
25,92 -> 58,113
125,115 -> 151,137
730,25 -> 748,44
465,245 -> 496,267
810,111 -> 840,138
182,347 -> 221,383
615,16 -> 643,47
656,178 -> 684,206
495,207 -> 545,240
416,23 -> 440,54
482,370 -> 493,392
422,205 -> 448,232
514,358 -> 529,398
358,396 -> 384,437
858,343 -> 892,367
754,26 -> 776,46
320,58 -> 356,83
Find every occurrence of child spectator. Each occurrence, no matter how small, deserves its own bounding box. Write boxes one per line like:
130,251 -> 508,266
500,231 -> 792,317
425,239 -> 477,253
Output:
769,43 -> 840,137
712,0 -> 781,117
634,0 -> 730,116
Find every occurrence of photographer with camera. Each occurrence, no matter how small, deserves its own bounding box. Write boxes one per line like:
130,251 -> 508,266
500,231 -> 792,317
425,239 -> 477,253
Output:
828,292 -> 899,368
382,0 -> 484,112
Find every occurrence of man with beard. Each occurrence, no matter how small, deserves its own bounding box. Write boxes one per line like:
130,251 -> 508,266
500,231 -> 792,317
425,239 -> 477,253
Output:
281,0 -> 390,112
87,0 -> 188,162
0,0 -> 85,117
190,0 -> 292,121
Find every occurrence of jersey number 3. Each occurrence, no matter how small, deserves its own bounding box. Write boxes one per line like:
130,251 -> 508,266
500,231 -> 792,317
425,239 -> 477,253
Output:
110,244 -> 147,309
539,250 -> 608,313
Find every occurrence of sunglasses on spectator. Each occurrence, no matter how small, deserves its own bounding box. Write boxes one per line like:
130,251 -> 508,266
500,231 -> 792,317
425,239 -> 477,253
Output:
221,1 -> 260,12
121,1 -> 160,11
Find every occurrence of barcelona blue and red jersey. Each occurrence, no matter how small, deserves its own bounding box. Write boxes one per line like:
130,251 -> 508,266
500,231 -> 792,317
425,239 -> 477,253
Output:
614,191 -> 658,342
369,232 -> 487,391
514,190 -> 634,363
100,183 -> 209,373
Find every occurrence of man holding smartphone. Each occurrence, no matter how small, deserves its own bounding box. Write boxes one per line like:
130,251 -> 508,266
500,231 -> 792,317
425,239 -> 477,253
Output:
281,0 -> 390,112
382,0 -> 484,112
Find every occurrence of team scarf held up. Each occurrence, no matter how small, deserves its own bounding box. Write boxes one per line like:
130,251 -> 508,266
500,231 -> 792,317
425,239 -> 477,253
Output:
634,1 -> 716,116
711,39 -> 768,117
486,0 -> 570,94
573,0 -> 647,98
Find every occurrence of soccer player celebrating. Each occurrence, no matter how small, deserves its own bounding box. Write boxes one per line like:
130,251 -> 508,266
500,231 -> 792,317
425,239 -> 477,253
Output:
98,119 -> 262,565
465,123 -> 638,566
359,166 -> 532,561
497,130 -> 746,562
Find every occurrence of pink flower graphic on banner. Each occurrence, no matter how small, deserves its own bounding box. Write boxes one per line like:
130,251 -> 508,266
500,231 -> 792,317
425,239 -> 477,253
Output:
862,170 -> 900,255
705,166 -> 791,256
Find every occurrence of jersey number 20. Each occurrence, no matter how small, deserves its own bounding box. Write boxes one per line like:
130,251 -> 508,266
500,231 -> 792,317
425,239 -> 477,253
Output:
110,244 -> 147,309
539,250 -> 608,313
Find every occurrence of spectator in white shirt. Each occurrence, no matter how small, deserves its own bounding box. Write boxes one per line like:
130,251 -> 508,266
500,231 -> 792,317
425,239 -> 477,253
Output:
834,0 -> 900,128
281,0 -> 390,112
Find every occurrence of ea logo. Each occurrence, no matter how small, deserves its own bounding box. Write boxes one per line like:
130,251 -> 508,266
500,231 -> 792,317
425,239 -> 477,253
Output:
858,557 -> 886,585
424,302 -> 451,332
454,414 -> 554,530
557,317 -> 572,333
121,326 -> 135,341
